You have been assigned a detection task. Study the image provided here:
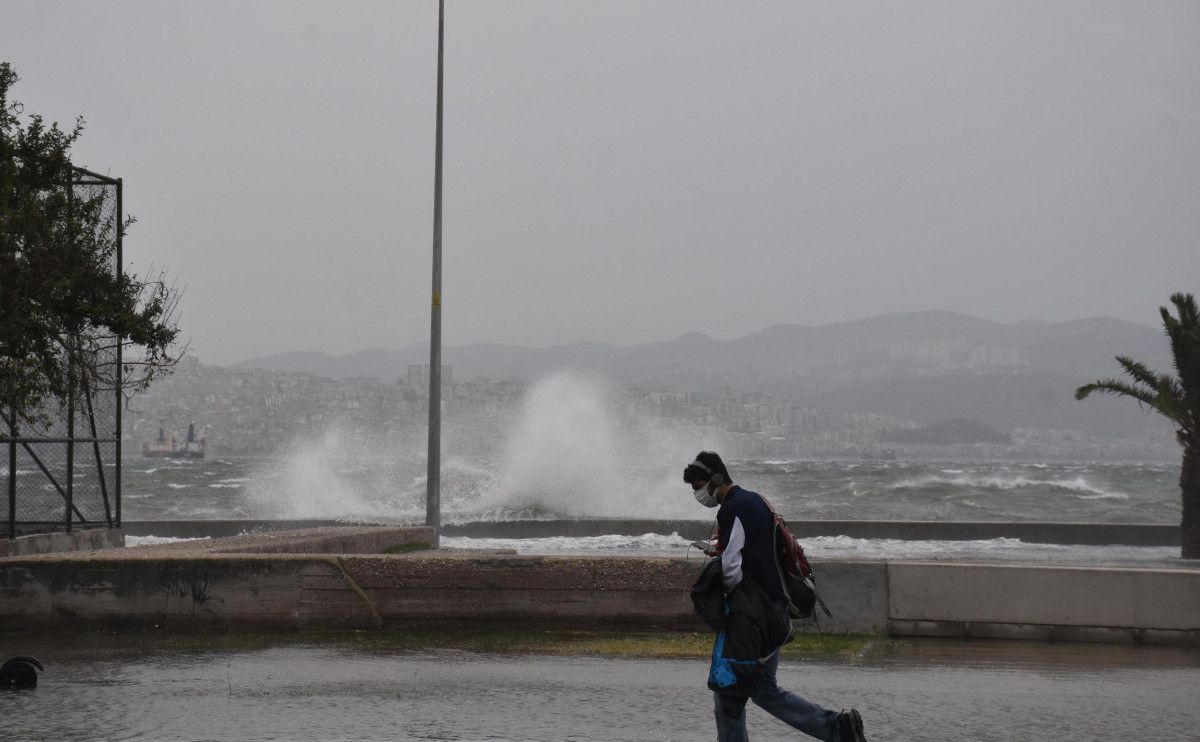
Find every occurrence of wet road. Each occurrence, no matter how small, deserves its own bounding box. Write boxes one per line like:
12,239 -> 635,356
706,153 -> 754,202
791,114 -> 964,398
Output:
1,637 -> 1197,741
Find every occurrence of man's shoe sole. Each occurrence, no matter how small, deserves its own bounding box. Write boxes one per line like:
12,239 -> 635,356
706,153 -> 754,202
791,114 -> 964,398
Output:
849,708 -> 866,741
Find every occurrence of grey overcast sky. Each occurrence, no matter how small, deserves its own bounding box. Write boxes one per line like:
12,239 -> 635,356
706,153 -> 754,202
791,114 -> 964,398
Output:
3,1 -> 1198,365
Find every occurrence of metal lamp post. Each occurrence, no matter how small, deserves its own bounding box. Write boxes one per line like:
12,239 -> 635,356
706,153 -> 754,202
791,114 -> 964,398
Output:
425,0 -> 445,547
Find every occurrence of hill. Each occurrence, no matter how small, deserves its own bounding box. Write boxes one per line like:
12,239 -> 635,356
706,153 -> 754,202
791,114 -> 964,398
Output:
232,311 -> 1171,438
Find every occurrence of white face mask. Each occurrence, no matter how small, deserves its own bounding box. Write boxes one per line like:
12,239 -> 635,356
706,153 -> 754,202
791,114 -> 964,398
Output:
693,482 -> 720,508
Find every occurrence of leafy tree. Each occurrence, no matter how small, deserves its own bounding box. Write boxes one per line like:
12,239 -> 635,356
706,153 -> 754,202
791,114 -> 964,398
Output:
1,62 -> 182,432
1076,293 -> 1199,559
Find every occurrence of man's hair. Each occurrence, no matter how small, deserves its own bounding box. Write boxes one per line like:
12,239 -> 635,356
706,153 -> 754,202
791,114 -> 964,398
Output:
683,450 -> 732,486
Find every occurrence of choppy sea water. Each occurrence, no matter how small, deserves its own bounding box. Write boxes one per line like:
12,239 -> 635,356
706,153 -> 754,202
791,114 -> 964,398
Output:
120,456 -> 1179,525
114,456 -> 1188,564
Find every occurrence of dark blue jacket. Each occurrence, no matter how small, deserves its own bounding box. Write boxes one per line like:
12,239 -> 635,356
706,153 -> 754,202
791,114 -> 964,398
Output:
692,557 -> 792,697
716,486 -> 785,604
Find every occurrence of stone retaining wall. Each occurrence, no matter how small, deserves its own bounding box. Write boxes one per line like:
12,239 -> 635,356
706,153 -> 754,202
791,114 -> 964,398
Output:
2,525 -> 1200,643
2,530 -> 1197,644
0,528 -> 124,557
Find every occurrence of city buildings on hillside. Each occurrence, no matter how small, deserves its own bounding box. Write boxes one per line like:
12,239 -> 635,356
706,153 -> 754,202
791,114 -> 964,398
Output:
123,357 -> 1176,460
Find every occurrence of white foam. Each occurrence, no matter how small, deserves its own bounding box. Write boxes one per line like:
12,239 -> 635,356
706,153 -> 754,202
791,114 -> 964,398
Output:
890,474 -> 1129,500
443,532 -> 695,555
125,535 -> 210,546
801,535 -> 1176,564
441,533 -> 1181,565
166,483 -> 191,490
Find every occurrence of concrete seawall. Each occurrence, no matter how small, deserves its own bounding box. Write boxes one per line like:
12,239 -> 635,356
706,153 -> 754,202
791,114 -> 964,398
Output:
441,519 -> 1180,546
887,562 -> 1200,643
121,519 -> 1181,546
0,528 -> 124,557
1,526 -> 1196,644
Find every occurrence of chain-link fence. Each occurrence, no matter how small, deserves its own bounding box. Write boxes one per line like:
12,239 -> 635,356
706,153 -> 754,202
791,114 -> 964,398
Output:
3,167 -> 122,538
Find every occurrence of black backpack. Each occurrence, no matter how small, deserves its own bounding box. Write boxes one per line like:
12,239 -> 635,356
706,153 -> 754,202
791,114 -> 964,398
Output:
758,494 -> 831,620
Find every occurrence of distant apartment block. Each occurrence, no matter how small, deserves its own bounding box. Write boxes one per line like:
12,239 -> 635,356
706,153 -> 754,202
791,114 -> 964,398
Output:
407,364 -> 453,386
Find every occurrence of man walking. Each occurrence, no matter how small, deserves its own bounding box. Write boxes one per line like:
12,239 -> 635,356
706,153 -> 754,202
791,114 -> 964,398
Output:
685,451 -> 867,742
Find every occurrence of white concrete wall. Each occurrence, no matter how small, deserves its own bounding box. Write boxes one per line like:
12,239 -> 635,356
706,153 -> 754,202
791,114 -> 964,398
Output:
794,561 -> 889,634
888,562 -> 1200,632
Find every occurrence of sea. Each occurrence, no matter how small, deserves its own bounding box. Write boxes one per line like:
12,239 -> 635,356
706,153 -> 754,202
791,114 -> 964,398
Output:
120,455 -> 1187,566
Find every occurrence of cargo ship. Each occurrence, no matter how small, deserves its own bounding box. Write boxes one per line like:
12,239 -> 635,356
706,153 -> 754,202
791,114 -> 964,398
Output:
141,422 -> 206,459
176,422 -> 207,459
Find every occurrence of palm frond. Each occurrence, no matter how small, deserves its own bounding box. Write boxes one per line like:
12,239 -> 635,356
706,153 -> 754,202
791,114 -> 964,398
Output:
1170,292 -> 1198,327
1153,376 -> 1193,431
1115,355 -> 1169,390
1075,378 -> 1193,428
1075,379 -> 1157,407
1161,292 -> 1200,424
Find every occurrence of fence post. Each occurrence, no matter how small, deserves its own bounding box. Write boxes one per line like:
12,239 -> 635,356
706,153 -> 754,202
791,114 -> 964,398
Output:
7,405 -> 16,540
66,343 -> 75,532
115,178 -> 123,529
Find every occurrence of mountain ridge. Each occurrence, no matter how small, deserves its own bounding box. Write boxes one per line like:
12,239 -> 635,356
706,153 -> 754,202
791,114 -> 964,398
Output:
232,310 -> 1160,377
226,310 -> 1172,438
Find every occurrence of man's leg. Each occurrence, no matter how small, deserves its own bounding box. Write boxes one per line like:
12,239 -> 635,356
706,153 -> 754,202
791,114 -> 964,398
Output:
749,652 -> 840,741
713,692 -> 750,742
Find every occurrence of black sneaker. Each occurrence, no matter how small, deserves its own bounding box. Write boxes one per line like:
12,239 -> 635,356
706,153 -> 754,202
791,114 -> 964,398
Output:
837,708 -> 866,742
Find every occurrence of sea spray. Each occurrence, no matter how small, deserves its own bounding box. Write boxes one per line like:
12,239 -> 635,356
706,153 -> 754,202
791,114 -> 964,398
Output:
238,374 -> 722,521
244,425 -> 419,520
475,372 -> 726,519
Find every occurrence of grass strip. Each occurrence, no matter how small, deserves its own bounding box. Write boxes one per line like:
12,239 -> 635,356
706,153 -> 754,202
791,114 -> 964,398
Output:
2,624 -> 886,660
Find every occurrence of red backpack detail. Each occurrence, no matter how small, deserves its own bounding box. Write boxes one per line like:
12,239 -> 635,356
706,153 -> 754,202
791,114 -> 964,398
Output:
758,494 -> 830,619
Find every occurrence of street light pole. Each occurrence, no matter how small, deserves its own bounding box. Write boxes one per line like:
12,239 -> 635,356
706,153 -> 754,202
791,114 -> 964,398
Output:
425,0 -> 445,547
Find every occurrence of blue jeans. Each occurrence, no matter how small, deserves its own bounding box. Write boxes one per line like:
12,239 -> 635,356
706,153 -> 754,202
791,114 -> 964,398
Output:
712,651 -> 840,742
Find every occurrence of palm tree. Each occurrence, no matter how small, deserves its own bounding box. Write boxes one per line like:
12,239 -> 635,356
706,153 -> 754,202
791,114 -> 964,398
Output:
1076,293 -> 1199,559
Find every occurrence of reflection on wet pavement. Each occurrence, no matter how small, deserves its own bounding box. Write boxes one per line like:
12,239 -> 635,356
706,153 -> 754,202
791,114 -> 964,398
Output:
1,635 -> 1197,741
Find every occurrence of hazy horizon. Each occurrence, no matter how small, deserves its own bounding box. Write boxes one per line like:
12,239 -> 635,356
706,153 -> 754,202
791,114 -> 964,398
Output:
4,1 -> 1197,365
228,306 -> 1162,365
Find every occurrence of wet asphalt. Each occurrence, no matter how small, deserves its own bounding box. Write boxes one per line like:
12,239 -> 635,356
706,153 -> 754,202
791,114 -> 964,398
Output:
1,637 -> 1197,742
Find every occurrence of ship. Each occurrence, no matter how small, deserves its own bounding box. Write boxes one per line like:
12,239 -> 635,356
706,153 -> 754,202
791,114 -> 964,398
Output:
176,422 -> 207,459
141,424 -> 175,458
141,422 -> 206,459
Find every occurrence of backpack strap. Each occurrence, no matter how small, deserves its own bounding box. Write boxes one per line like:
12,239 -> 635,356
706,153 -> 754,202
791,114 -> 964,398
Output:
757,492 -> 802,618
757,491 -> 832,619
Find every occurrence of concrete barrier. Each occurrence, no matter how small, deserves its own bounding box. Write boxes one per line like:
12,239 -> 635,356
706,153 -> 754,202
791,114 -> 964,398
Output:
0,556 -> 380,630
121,520 -> 348,538
441,519 -> 1180,546
342,554 -> 698,627
794,561 -> 889,635
0,552 -> 697,631
887,562 -> 1200,644
213,527 -> 433,555
2,527 -> 1197,645
0,527 -> 123,557
121,519 -> 1180,547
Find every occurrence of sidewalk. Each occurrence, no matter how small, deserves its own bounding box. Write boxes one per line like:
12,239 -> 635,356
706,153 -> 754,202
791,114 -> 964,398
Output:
0,635 -> 1196,741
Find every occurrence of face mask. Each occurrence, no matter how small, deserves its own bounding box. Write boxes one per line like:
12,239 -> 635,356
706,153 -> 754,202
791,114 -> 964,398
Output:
693,482 -> 720,508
